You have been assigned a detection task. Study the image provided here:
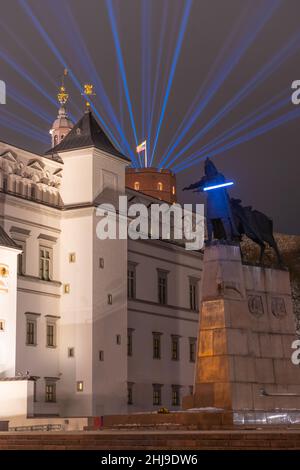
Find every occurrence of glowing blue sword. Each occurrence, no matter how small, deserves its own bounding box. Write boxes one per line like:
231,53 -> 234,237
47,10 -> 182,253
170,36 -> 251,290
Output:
203,181 -> 234,191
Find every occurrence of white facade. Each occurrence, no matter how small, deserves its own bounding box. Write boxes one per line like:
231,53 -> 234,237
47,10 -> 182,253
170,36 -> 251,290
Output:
0,118 -> 202,418
127,238 -> 201,412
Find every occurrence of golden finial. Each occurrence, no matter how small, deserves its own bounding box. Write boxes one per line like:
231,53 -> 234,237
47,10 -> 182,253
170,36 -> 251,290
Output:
57,69 -> 69,105
82,83 -> 96,109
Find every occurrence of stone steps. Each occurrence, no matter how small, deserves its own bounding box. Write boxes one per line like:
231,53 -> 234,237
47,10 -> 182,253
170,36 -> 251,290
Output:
0,430 -> 300,450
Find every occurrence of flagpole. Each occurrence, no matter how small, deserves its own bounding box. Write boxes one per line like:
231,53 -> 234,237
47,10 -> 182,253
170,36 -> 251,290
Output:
136,140 -> 147,168
145,144 -> 147,168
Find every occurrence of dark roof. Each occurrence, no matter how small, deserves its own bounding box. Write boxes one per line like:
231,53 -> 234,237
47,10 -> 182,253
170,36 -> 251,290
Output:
0,226 -> 20,250
45,110 -> 131,162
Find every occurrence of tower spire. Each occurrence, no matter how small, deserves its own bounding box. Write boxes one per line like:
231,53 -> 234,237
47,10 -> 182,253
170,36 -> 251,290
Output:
49,69 -> 74,147
57,68 -> 69,106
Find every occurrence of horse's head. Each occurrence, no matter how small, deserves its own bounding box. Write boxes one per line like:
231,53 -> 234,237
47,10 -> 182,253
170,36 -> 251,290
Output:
230,197 -> 242,208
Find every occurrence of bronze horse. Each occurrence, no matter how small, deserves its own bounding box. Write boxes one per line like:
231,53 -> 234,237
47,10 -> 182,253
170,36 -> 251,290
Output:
230,198 -> 282,265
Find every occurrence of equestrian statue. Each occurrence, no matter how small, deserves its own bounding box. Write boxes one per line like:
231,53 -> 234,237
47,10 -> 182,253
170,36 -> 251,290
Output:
183,158 -> 282,266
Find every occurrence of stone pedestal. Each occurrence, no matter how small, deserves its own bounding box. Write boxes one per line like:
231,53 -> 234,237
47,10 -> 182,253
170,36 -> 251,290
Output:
183,242 -> 300,422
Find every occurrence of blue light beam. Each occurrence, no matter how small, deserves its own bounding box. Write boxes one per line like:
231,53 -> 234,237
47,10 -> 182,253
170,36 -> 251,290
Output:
51,0 -> 135,160
159,0 -> 281,168
159,1 -> 253,168
8,86 -> 54,124
19,0 -> 127,160
105,0 -> 139,158
0,49 -> 57,107
147,0 -> 169,160
149,0 -> 193,166
158,4 -> 254,167
0,111 -> 49,144
173,108 -> 300,173
173,90 -> 289,171
167,28 -> 300,169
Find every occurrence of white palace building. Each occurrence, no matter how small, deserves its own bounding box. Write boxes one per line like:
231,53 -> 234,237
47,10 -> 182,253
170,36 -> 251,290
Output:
0,89 -> 203,419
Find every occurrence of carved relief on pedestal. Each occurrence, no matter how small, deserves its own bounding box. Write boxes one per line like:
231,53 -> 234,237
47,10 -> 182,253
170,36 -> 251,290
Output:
247,294 -> 264,318
271,296 -> 287,318
217,280 -> 243,298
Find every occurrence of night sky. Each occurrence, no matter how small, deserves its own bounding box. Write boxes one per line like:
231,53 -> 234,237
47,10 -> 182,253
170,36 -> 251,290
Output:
1,0 -> 300,234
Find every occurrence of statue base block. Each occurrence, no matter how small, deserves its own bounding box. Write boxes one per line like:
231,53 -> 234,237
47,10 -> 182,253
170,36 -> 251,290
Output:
184,242 -> 300,423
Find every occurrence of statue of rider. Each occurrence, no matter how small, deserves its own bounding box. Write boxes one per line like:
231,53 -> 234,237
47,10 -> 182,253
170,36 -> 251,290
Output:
184,158 -> 239,242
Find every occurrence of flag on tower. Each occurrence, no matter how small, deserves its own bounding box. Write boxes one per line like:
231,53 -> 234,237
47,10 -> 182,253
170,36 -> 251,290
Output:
136,140 -> 147,167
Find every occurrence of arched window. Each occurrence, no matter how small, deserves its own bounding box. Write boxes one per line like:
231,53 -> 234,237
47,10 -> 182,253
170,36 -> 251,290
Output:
172,185 -> 176,195
134,181 -> 140,191
61,134 -> 64,141
157,182 -> 163,191
54,135 -> 58,146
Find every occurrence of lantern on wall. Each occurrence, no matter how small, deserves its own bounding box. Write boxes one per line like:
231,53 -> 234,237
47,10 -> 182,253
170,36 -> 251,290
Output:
0,264 -> 9,293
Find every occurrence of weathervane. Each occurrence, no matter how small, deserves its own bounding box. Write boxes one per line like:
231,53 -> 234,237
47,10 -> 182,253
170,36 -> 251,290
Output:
57,68 -> 69,105
81,83 -> 96,109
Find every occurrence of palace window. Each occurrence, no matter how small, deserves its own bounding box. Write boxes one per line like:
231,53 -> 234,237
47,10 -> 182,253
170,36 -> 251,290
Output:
45,382 -> 56,403
14,239 -> 26,275
127,263 -> 136,299
26,319 -> 36,346
152,384 -> 162,406
171,385 -> 180,406
171,335 -> 180,361
68,347 -> 75,358
189,337 -> 197,363
157,270 -> 168,305
189,278 -> 199,311
116,334 -> 121,345
172,185 -> 176,195
134,181 -> 140,191
127,328 -> 134,356
99,350 -> 104,361
153,332 -> 162,359
157,182 -> 163,191
46,322 -> 56,348
33,380 -> 37,402
127,382 -> 134,405
39,246 -> 52,281
0,320 -> 5,331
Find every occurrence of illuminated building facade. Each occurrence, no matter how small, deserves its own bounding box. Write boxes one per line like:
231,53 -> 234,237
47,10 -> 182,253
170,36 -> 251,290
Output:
0,91 -> 201,418
125,167 -> 177,203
